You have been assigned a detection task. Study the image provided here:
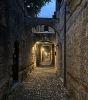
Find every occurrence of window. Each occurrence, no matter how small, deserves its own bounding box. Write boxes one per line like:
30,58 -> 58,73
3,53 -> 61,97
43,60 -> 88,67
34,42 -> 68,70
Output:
44,25 -> 48,32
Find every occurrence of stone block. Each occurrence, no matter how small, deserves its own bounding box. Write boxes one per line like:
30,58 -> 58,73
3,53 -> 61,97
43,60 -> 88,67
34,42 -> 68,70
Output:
0,93 -> 3,100
80,90 -> 87,100
9,78 -> 13,87
18,71 -> 23,82
86,7 -> 88,18
0,57 -> 3,64
83,9 -> 86,19
19,61 -> 22,67
19,56 -> 22,62
0,47 -> 4,54
85,93 -> 88,100
9,71 -> 13,77
0,66 -> 2,71
0,71 -> 3,79
8,59 -> 13,65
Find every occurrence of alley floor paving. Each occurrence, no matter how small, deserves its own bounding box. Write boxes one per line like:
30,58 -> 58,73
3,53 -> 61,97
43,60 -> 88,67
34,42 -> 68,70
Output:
7,67 -> 74,100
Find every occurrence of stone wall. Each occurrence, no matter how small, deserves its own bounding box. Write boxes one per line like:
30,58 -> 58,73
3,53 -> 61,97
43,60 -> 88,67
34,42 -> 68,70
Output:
56,3 -> 64,80
66,1 -> 88,99
21,30 -> 35,78
2,0 -> 88,99
0,1 -> 14,99
0,0 -> 34,99
32,33 -> 56,44
0,0 -> 58,99
58,0 -> 88,99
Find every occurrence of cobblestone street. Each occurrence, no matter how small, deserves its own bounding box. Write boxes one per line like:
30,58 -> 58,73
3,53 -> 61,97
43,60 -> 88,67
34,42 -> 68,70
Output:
7,67 -> 74,100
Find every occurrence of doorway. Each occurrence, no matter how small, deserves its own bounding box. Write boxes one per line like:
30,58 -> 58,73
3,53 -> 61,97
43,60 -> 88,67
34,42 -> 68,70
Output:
12,41 -> 19,85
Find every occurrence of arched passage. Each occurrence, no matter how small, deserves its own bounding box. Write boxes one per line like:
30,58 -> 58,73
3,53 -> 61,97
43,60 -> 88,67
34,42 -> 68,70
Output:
25,17 -> 59,35
23,21 -> 60,75
34,41 -> 55,67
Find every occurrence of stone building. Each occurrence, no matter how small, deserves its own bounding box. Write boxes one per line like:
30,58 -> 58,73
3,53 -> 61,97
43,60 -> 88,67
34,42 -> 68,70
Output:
0,0 -> 34,99
0,0 -> 88,100
0,0 -> 57,99
56,0 -> 88,100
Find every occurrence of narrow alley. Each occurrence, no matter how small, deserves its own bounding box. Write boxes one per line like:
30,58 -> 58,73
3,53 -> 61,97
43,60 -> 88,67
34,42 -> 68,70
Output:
0,0 -> 88,100
8,67 -> 74,100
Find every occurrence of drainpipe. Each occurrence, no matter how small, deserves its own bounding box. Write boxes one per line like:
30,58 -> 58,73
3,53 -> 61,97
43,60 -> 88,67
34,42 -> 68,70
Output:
64,3 -> 66,87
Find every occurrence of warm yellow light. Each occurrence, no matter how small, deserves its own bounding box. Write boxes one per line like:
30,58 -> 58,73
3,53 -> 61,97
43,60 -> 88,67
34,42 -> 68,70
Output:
41,48 -> 44,51
45,53 -> 47,56
44,52 -> 47,56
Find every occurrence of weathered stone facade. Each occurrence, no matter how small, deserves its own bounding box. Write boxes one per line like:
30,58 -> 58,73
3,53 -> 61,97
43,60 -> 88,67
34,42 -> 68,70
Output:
25,17 -> 59,33
57,0 -> 88,100
0,0 -> 88,100
0,0 -> 33,99
66,1 -> 88,99
0,0 -> 57,99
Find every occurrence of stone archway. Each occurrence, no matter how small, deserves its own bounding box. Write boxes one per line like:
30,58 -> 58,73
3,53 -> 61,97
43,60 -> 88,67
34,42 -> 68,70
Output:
34,41 -> 55,67
25,17 -> 59,35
